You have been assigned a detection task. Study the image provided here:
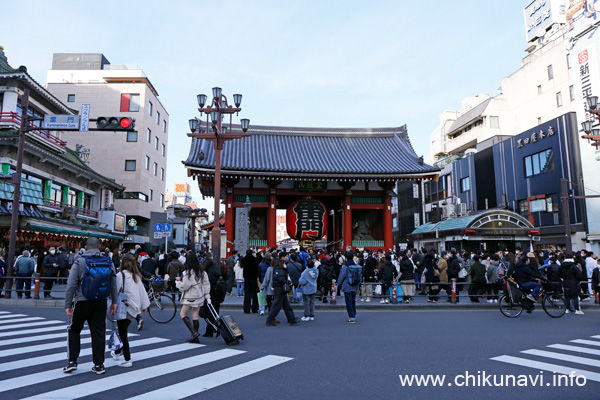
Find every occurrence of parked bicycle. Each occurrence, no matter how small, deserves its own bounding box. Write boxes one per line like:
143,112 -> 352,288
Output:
498,276 -> 566,318
145,277 -> 177,323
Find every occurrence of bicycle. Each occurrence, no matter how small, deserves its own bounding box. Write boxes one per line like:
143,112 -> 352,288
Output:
145,277 -> 177,323
498,276 -> 566,318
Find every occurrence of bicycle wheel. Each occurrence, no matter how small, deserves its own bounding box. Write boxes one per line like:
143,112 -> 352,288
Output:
499,294 -> 522,318
542,293 -> 566,318
148,293 -> 177,323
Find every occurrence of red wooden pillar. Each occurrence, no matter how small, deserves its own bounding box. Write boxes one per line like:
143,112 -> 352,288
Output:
268,190 -> 277,249
225,190 -> 234,256
343,192 -> 352,250
383,191 -> 393,252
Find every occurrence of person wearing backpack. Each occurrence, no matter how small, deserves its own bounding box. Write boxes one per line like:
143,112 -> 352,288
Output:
298,259 -> 319,321
64,237 -> 118,375
337,250 -> 361,323
317,257 -> 335,303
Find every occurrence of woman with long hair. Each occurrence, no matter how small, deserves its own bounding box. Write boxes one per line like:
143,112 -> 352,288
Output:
176,252 -> 210,344
111,254 -> 150,367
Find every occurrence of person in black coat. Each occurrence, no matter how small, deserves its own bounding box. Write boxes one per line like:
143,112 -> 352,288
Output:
399,252 -> 416,303
558,254 -> 584,314
362,252 -> 378,302
141,251 -> 157,277
378,255 -> 398,304
241,249 -> 260,314
423,249 -> 440,302
514,256 -> 546,302
202,258 -> 222,336
447,248 -> 462,302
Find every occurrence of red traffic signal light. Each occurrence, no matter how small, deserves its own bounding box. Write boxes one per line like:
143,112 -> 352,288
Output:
96,117 -> 135,131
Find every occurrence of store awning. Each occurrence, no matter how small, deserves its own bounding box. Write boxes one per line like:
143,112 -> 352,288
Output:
27,223 -> 125,240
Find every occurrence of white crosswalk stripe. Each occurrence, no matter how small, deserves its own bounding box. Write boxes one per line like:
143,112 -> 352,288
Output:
0,317 -> 45,325
0,311 -> 294,398
0,313 -> 27,319
491,334 -> 600,383
0,319 -> 63,331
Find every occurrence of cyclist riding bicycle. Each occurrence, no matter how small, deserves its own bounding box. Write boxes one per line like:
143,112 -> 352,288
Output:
512,255 -> 547,302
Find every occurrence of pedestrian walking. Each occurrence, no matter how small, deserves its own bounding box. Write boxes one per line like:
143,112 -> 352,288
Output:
298,260 -> 319,321
166,251 -> 184,293
260,256 -> 276,314
64,237 -> 118,375
111,254 -> 150,367
265,259 -> 298,326
338,251 -> 361,323
176,252 -> 211,343
559,253 -> 585,314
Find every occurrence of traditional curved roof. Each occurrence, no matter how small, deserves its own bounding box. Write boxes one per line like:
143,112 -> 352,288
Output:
184,124 -> 439,180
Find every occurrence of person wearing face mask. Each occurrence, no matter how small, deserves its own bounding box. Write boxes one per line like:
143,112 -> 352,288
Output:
43,247 -> 61,299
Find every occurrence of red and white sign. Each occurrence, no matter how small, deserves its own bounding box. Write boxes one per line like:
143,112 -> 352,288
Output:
286,199 -> 327,241
579,50 -> 589,65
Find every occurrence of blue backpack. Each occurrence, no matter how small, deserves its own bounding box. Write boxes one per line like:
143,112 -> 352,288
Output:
81,255 -> 114,300
346,265 -> 362,286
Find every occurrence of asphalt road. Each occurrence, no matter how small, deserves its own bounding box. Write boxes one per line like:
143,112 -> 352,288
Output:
0,305 -> 598,400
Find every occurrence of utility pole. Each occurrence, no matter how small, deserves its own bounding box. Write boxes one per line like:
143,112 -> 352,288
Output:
560,178 -> 572,254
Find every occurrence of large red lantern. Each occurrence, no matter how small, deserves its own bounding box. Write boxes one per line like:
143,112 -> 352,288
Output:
286,198 -> 327,241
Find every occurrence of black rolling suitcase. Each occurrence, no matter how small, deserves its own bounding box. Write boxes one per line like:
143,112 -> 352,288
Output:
206,302 -> 243,345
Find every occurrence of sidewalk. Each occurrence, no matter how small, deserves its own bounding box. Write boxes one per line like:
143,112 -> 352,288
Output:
1,284 -> 598,311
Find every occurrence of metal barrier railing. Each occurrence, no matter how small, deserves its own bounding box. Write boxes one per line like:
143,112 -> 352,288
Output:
0,275 -> 69,299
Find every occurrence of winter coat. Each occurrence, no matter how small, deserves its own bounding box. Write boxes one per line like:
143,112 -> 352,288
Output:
558,259 -> 584,299
234,262 -> 244,281
514,260 -> 545,286
338,260 -> 361,293
116,270 -> 150,319
286,261 -> 302,286
487,260 -> 500,284
423,255 -> 440,283
364,256 -> 378,283
14,256 -> 35,276
241,254 -> 260,282
298,267 -> 319,295
176,270 -> 210,306
399,257 -> 415,281
167,260 -> 184,280
205,263 -> 221,303
64,249 -> 118,308
379,260 -> 398,282
260,266 -> 275,295
437,258 -> 448,283
470,261 -> 487,285
258,259 -> 271,283
447,256 -> 461,280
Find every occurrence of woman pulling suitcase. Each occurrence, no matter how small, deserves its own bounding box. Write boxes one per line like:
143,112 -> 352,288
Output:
176,252 -> 211,344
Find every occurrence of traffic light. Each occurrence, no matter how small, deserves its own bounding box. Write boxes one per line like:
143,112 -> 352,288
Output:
95,117 -> 135,131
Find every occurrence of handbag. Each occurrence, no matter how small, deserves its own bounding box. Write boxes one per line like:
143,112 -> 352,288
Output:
293,287 -> 303,302
107,322 -> 122,351
374,284 -> 382,295
283,278 -> 292,293
257,290 -> 267,307
434,268 -> 440,277
115,272 -> 129,321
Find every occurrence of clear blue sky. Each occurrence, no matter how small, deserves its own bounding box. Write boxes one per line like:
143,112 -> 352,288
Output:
3,0 -> 527,213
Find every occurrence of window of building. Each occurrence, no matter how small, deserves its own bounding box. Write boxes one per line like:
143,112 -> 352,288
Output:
150,189 -> 153,201
156,111 -> 160,125
153,162 -> 157,176
160,168 -> 164,181
163,120 -> 167,133
160,194 -> 164,208
537,117 -> 542,124
570,85 -> 575,102
115,191 -> 148,201
489,116 -> 500,129
83,194 -> 91,210
67,94 -> 75,102
460,177 -> 470,192
567,53 -> 571,69
547,65 -> 553,80
518,199 -> 529,217
51,183 -> 62,203
126,131 -> 138,142
154,136 -> 159,150
125,160 -> 136,171
162,143 -> 166,156
68,189 -> 77,206
146,128 -> 151,142
556,91 -> 562,108
524,149 -> 554,178
537,85 -> 542,94
120,94 -> 140,112
148,101 -> 153,116
145,156 -> 150,170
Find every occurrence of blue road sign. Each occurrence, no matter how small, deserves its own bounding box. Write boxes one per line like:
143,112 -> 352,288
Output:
163,223 -> 171,232
154,223 -> 162,232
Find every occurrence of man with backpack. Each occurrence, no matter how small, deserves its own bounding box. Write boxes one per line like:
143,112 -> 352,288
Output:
337,250 -> 362,323
64,237 -> 118,375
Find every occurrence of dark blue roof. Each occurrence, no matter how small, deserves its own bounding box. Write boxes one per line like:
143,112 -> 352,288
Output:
184,125 -> 438,178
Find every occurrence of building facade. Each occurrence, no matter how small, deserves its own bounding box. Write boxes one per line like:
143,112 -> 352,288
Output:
46,53 -> 169,248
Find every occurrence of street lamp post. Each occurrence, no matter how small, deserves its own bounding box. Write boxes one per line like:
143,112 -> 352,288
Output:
188,88 -> 250,263
169,205 -> 208,253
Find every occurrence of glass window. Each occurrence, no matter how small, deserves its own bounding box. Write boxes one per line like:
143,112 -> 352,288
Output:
156,111 -> 160,125
68,189 -> 77,206
154,136 -> 159,150
120,94 -> 139,112
518,199 -> 529,217
126,131 -> 138,142
570,85 -> 575,102
83,194 -> 91,210
146,128 -> 151,142
150,189 -> 153,201
51,183 -> 62,203
524,149 -> 554,178
67,94 -> 75,102
547,65 -> 553,80
153,162 -> 157,176
161,143 -> 165,156
489,116 -> 500,129
537,85 -> 542,94
460,177 -> 470,192
148,101 -> 153,116
567,53 -> 571,69
125,160 -> 136,171
139,192 -> 148,202
161,168 -> 164,181
556,92 -> 562,107
160,194 -> 164,208
163,120 -> 167,133
145,156 -> 150,170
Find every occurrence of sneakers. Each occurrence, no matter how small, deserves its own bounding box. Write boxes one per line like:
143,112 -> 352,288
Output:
575,310 -> 585,315
380,299 -> 385,304
300,317 -> 309,322
309,317 -> 315,321
347,318 -> 356,324
526,294 -> 536,302
63,361 -> 77,373
565,309 -> 571,314
385,299 -> 390,304
111,350 -> 121,361
365,298 -> 371,302
137,318 -> 144,331
260,310 -> 265,316
91,365 -> 106,375
487,299 -> 494,303
118,360 -> 133,368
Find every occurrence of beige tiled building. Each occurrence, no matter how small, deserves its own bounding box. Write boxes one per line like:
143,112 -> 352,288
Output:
46,54 -> 169,245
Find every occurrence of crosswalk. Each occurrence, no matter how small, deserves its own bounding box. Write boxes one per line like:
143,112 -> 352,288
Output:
491,334 -> 600,383
0,310 -> 293,399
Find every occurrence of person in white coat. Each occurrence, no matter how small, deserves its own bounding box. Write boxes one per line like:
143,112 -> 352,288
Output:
176,252 -> 211,344
111,254 -> 150,367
